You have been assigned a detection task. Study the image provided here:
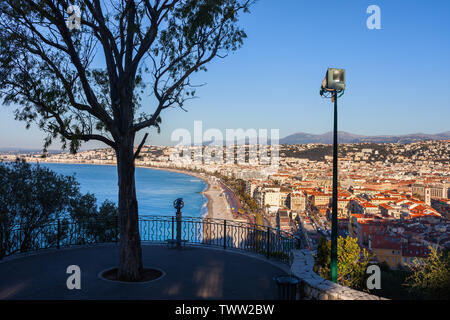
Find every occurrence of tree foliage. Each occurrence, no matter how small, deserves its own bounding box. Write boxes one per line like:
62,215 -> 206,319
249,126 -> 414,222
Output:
0,160 -> 79,255
404,246 -> 450,300
0,160 -> 117,257
69,193 -> 118,243
315,236 -> 372,291
367,262 -> 415,300
0,0 -> 254,153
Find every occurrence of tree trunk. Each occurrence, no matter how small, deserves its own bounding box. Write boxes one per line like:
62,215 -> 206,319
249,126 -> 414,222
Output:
116,134 -> 143,281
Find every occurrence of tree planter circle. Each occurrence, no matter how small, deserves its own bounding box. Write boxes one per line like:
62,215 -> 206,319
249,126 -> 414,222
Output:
98,267 -> 165,284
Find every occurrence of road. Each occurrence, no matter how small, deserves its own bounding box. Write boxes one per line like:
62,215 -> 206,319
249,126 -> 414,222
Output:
217,180 -> 274,228
217,180 -> 251,223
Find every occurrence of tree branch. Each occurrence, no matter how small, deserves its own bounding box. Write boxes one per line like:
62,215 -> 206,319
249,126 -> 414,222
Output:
134,133 -> 149,159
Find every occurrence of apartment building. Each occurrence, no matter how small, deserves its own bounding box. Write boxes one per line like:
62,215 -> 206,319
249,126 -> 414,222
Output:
412,183 -> 449,200
245,179 -> 260,198
348,199 -> 380,216
287,192 -> 307,212
254,186 -> 281,209
263,187 -> 281,208
401,244 -> 430,266
370,236 -> 403,268
431,198 -> 450,219
308,191 -> 330,207
350,215 -> 388,247
379,203 -> 404,219
279,187 -> 292,208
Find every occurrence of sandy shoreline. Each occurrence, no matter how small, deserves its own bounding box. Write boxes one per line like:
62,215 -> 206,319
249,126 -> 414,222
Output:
26,160 -> 236,221
145,166 -> 235,221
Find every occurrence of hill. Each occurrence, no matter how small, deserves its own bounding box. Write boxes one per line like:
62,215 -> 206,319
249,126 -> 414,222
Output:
280,131 -> 450,145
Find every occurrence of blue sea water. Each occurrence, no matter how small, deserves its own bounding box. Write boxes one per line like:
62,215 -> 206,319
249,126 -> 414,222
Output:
38,163 -> 208,218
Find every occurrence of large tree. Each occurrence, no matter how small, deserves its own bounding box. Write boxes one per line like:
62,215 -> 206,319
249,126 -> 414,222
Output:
0,0 -> 253,281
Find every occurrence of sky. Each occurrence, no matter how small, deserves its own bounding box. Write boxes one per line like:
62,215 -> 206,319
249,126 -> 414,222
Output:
1,0 -> 449,150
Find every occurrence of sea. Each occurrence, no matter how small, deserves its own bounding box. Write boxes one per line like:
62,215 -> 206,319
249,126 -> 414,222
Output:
38,163 -> 208,218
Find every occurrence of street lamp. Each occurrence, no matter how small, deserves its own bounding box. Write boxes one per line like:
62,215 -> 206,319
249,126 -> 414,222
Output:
320,68 -> 345,283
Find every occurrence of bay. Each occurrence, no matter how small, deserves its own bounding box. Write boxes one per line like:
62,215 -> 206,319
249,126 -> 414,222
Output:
38,163 -> 208,218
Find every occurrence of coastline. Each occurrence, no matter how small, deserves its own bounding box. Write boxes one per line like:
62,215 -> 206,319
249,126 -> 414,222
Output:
147,166 -> 235,221
26,160 -> 236,222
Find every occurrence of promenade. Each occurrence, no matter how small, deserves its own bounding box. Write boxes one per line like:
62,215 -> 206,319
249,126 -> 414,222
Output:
0,244 -> 288,300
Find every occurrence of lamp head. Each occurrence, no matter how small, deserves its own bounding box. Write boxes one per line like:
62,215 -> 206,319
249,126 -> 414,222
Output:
321,68 -> 346,92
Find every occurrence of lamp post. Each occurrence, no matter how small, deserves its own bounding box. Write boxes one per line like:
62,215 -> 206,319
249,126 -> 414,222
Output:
320,68 -> 345,283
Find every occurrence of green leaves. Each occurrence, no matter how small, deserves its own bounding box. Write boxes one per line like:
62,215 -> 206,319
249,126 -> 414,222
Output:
404,247 -> 450,300
0,0 -> 254,152
0,160 -> 78,253
0,160 -> 118,256
68,193 -> 118,243
315,236 -> 372,291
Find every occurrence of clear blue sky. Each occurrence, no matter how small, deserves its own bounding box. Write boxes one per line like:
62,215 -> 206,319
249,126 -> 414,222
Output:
1,0 -> 449,149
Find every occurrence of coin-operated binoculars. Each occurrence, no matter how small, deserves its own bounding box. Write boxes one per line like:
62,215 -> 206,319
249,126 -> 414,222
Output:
173,198 -> 184,248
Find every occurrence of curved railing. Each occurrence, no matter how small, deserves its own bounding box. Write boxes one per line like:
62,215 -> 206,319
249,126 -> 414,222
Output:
0,215 -> 301,264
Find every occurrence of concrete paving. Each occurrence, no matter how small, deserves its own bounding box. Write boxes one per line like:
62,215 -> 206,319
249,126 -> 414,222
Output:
0,244 -> 288,300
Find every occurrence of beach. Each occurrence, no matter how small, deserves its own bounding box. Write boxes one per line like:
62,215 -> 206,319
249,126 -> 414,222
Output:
201,175 -> 235,221
146,167 -> 236,221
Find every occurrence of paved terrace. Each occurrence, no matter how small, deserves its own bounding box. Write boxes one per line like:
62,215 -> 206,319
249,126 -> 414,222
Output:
0,244 -> 289,300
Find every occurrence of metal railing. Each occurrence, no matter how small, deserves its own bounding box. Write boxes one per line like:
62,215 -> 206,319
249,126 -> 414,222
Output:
0,215 -> 301,264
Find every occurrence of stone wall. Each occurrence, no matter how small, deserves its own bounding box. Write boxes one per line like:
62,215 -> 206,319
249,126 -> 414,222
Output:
290,249 -> 388,300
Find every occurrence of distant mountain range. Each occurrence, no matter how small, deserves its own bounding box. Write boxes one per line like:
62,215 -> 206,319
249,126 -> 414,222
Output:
280,131 -> 450,145
1,131 -> 449,153
0,147 -> 61,154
